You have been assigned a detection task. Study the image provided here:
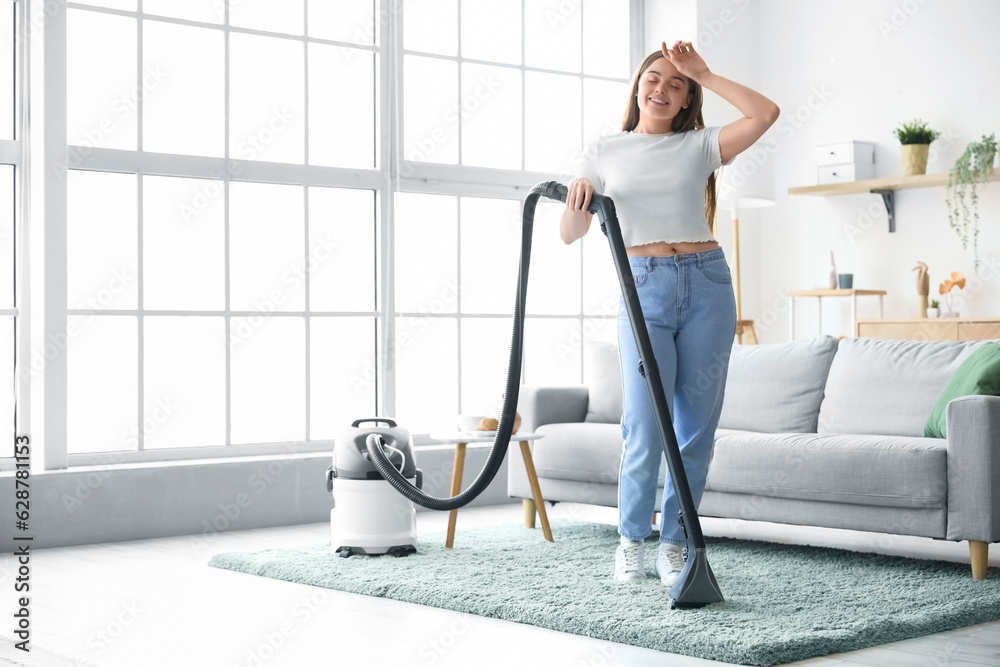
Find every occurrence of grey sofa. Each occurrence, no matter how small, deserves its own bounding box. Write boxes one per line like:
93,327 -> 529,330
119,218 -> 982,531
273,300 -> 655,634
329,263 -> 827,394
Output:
508,335 -> 1000,578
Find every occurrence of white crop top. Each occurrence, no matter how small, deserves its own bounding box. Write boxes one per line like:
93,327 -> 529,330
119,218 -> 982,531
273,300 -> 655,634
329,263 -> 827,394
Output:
563,125 -> 735,247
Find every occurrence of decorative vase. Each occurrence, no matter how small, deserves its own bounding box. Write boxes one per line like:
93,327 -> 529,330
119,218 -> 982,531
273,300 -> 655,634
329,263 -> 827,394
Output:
901,144 -> 929,176
826,250 -> 837,290
926,307 -> 939,318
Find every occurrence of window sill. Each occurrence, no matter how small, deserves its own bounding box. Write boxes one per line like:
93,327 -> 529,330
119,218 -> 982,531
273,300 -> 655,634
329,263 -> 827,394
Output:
1,450 -> 333,477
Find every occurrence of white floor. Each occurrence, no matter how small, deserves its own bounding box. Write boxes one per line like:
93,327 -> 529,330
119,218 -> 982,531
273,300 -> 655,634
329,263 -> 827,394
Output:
3,502 -> 999,667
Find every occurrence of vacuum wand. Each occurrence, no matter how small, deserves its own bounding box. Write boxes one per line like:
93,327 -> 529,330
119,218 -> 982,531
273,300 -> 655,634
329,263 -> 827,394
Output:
541,182 -> 723,609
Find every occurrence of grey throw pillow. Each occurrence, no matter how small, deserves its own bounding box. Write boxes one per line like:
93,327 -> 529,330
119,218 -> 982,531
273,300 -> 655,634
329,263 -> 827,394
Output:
719,335 -> 839,433
584,339 -> 623,423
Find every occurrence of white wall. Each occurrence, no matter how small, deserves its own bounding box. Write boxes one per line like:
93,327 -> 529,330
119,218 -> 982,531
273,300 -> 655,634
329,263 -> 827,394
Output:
646,0 -> 1000,343
645,0 -> 698,49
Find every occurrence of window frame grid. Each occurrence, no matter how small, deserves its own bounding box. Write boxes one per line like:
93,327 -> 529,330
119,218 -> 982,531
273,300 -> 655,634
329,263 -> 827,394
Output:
390,0 -> 640,434
44,0 -> 384,467
37,0 -> 639,467
1,0 -> 27,473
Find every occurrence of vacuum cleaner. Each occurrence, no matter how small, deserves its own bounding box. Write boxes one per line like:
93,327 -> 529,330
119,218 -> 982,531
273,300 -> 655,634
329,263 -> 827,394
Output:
327,418 -> 421,558
327,181 -> 724,609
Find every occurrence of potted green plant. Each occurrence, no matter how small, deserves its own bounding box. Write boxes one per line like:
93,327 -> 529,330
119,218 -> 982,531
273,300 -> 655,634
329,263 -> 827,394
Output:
893,118 -> 940,176
927,298 -> 940,319
945,133 -> 997,272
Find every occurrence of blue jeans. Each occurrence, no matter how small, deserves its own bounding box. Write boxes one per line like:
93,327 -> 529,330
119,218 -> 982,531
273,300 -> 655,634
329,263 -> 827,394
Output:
616,246 -> 737,545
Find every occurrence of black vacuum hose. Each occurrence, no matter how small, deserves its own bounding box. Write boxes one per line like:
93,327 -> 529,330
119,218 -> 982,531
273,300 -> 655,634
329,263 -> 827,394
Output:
365,181 -> 566,511
367,181 -> 724,608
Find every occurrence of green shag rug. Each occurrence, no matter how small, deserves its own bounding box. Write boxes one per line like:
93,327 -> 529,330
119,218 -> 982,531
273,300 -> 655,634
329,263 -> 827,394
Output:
207,519 -> 1000,666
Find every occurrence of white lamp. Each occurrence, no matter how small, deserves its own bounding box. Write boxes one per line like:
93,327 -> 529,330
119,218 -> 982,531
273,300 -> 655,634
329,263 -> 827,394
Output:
721,197 -> 775,344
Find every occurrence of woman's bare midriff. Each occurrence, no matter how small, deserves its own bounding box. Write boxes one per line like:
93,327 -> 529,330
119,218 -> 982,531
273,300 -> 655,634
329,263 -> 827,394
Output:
625,240 -> 720,257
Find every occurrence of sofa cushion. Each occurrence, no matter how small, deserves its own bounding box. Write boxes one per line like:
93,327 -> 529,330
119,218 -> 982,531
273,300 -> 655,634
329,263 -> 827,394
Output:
533,423 -> 624,485
532,424 -> 764,488
924,342 -> 1000,438
705,431 -> 947,509
718,335 -> 839,433
817,337 -> 997,437
533,422 -> 675,487
583,339 -> 623,424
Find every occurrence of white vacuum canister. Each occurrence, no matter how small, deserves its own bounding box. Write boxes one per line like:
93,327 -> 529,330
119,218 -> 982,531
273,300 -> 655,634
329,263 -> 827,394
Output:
330,477 -> 418,557
328,418 -> 421,557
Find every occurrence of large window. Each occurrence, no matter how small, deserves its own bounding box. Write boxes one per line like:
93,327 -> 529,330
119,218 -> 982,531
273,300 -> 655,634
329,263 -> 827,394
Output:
35,0 -> 637,467
392,0 -> 634,433
1,0 -> 23,472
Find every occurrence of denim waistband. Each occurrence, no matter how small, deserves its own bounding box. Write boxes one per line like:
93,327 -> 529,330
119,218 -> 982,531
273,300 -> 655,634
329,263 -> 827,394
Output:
627,246 -> 725,269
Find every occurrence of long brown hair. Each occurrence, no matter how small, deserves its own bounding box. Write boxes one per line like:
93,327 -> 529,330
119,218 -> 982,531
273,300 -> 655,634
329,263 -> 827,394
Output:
621,51 -> 722,237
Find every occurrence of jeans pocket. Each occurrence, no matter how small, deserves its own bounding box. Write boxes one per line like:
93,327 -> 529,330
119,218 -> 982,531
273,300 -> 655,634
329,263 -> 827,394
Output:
699,259 -> 732,284
631,265 -> 648,287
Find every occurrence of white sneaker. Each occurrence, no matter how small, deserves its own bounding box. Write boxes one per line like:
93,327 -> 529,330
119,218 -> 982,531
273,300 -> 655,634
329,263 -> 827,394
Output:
614,538 -> 646,581
655,543 -> 685,587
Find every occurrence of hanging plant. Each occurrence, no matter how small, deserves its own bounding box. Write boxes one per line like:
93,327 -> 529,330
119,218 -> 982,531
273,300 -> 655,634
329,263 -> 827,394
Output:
945,133 -> 997,272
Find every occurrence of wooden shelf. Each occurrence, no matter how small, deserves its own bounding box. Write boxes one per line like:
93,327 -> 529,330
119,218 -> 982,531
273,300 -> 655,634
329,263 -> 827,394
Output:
788,166 -> 1000,232
788,288 -> 886,297
788,167 -> 1000,196
786,290 -> 886,339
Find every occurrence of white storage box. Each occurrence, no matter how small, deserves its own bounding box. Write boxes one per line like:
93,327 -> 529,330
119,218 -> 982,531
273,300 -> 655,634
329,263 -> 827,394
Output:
815,140 -> 875,184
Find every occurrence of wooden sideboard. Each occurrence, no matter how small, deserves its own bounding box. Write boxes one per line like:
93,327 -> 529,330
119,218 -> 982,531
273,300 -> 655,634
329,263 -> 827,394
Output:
855,317 -> 1000,341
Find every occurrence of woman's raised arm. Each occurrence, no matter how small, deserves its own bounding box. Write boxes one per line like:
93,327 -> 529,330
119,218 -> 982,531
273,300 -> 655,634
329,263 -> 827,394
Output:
663,40 -> 780,164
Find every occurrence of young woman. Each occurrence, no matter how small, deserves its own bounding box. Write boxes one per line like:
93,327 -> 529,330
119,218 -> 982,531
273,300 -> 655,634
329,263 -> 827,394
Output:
560,41 -> 779,586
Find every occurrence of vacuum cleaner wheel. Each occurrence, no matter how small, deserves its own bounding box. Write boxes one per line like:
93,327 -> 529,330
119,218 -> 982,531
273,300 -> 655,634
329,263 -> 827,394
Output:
335,545 -> 417,558
386,545 -> 417,558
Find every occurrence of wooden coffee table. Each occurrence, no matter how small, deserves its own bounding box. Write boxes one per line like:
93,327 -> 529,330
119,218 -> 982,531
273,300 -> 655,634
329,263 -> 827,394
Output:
427,432 -> 551,547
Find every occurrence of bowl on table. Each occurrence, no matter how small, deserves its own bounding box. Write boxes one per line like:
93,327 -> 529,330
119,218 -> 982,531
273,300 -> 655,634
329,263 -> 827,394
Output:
456,414 -> 491,432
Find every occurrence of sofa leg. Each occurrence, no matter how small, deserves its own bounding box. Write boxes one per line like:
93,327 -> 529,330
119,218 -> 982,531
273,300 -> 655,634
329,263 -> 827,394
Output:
652,511 -> 659,529
523,498 -> 536,529
970,541 -> 989,580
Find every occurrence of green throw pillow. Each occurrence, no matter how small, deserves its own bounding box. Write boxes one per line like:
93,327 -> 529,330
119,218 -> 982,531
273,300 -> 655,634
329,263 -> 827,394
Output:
924,342 -> 1000,438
